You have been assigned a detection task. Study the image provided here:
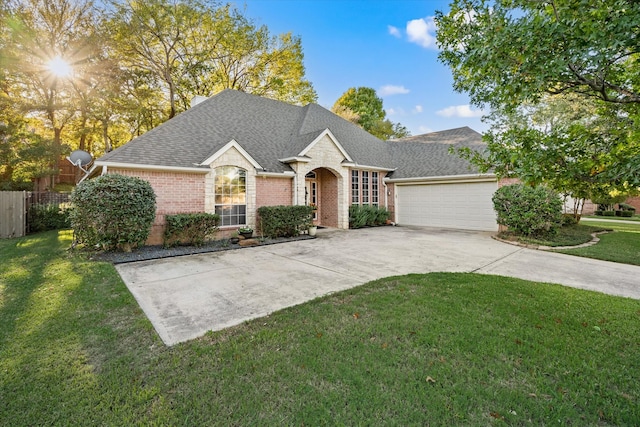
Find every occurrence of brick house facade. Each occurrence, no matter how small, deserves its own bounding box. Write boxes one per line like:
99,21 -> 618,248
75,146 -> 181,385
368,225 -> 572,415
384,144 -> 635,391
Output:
87,90 -> 500,242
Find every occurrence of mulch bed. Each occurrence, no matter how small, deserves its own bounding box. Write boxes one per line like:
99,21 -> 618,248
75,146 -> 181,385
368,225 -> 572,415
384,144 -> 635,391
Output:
91,234 -> 315,264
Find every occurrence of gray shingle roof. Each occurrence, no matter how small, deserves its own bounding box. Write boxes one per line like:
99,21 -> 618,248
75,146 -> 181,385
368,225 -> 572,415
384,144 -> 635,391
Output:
98,90 -> 486,178
387,127 -> 487,179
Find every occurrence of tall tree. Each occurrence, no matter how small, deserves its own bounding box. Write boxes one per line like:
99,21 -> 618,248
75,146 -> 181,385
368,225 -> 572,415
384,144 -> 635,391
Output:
109,0 -> 317,120
3,0 -> 101,187
332,87 -> 410,140
108,0 -> 218,119
436,0 -> 640,187
457,94 -> 639,210
435,0 -> 640,110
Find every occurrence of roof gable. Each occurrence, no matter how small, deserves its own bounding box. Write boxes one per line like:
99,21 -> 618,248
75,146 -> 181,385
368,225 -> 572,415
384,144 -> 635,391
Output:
199,139 -> 262,169
297,129 -> 353,162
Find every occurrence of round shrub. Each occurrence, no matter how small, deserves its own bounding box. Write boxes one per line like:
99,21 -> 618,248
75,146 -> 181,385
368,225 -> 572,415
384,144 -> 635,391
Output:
70,174 -> 156,251
492,184 -> 563,236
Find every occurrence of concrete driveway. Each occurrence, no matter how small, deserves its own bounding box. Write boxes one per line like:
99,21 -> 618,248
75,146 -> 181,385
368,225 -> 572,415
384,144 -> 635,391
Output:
116,226 -> 640,345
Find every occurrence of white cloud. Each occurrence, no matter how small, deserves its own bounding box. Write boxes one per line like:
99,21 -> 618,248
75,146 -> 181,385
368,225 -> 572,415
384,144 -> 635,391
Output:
387,25 -> 401,38
387,108 -> 397,115
379,84 -> 410,96
418,125 -> 434,134
406,16 -> 437,49
413,105 -> 423,113
436,104 -> 484,118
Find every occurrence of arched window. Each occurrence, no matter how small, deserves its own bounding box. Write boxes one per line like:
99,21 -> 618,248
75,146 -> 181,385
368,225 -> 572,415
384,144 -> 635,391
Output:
214,166 -> 246,226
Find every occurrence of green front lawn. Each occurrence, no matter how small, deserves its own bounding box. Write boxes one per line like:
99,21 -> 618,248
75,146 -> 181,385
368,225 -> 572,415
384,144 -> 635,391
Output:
557,220 -> 640,265
2,231 -> 639,425
585,214 -> 640,222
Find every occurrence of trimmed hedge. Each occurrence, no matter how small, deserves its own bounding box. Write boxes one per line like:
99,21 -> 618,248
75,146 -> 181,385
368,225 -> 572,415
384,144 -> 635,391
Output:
257,205 -> 313,238
164,213 -> 220,247
492,184 -> 563,236
349,205 -> 390,229
70,174 -> 156,251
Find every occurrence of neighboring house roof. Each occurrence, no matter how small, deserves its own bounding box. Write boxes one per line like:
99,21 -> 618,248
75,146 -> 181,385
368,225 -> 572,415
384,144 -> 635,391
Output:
97,89 -> 486,178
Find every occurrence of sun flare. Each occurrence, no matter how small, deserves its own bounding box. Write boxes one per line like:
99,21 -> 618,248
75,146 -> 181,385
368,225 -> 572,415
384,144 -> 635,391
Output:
47,56 -> 72,78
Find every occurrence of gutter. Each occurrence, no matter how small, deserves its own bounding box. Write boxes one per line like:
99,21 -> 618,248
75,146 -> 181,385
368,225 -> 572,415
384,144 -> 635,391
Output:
385,173 -> 497,185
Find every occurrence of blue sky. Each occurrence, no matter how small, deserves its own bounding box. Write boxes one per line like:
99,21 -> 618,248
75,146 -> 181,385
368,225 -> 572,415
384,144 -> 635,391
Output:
231,0 -> 487,136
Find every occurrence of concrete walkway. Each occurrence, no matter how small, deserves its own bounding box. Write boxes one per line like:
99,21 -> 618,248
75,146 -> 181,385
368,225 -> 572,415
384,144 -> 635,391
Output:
116,226 -> 640,345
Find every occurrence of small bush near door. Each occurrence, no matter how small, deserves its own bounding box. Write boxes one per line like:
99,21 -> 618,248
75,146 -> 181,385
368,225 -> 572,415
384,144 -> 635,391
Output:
349,205 -> 390,229
164,213 -> 220,247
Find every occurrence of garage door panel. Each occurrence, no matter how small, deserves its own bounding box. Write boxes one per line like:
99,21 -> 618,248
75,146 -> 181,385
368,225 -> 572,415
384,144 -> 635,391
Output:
396,181 -> 498,231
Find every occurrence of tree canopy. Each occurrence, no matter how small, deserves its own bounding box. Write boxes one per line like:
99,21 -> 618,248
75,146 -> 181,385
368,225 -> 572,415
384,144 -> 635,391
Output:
436,0 -> 640,110
0,0 -> 317,188
436,0 -> 640,192
332,87 -> 410,140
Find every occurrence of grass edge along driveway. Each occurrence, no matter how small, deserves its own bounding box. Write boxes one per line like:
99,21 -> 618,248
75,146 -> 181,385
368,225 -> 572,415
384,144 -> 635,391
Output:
1,230 -> 639,425
557,220 -> 640,265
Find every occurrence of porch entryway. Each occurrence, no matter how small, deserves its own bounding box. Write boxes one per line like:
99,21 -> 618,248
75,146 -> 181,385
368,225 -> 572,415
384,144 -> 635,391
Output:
305,168 -> 339,228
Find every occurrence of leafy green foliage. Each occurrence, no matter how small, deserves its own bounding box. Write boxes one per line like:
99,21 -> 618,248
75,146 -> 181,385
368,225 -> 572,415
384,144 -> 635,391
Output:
257,205 -> 313,237
457,94 -> 640,203
27,203 -> 71,233
332,87 -> 410,140
436,0 -> 640,109
163,213 -> 220,248
70,174 -> 156,251
438,1 -> 640,188
493,184 -> 563,236
349,205 -> 390,228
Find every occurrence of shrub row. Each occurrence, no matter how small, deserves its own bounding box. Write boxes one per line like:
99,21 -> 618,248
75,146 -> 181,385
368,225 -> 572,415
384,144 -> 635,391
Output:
28,203 -> 72,232
349,205 -> 390,229
164,213 -> 220,247
595,210 -> 634,217
257,205 -> 313,238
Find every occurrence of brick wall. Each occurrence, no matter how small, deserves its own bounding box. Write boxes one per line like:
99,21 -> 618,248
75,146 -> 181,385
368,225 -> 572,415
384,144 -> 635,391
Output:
625,196 -> 640,212
385,182 -> 395,222
109,169 -> 206,245
318,168 -> 339,227
256,176 -> 293,208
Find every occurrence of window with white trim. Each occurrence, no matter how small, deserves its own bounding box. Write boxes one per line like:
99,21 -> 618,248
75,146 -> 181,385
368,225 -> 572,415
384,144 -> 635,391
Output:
362,171 -> 369,204
214,166 -> 247,226
371,172 -> 379,206
351,169 -> 380,206
351,170 -> 359,204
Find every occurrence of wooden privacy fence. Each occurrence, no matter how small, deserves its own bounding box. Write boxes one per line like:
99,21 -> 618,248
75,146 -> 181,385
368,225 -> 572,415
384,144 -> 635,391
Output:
0,191 -> 71,238
0,191 -> 26,238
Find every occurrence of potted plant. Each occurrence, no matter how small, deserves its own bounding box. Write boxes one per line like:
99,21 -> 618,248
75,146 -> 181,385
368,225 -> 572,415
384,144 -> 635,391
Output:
308,223 -> 318,237
238,227 -> 253,238
229,231 -> 240,244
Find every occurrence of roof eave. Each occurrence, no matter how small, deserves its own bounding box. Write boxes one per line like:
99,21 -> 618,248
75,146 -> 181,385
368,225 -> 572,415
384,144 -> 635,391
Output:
385,173 -> 497,184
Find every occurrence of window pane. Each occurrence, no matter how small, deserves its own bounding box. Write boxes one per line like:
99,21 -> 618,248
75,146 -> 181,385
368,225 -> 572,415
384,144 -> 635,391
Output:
351,170 -> 359,204
214,166 -> 247,226
372,172 -> 379,206
362,171 -> 369,204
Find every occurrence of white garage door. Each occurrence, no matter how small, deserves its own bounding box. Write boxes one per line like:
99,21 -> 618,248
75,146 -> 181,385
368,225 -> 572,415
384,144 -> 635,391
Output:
396,181 -> 498,231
